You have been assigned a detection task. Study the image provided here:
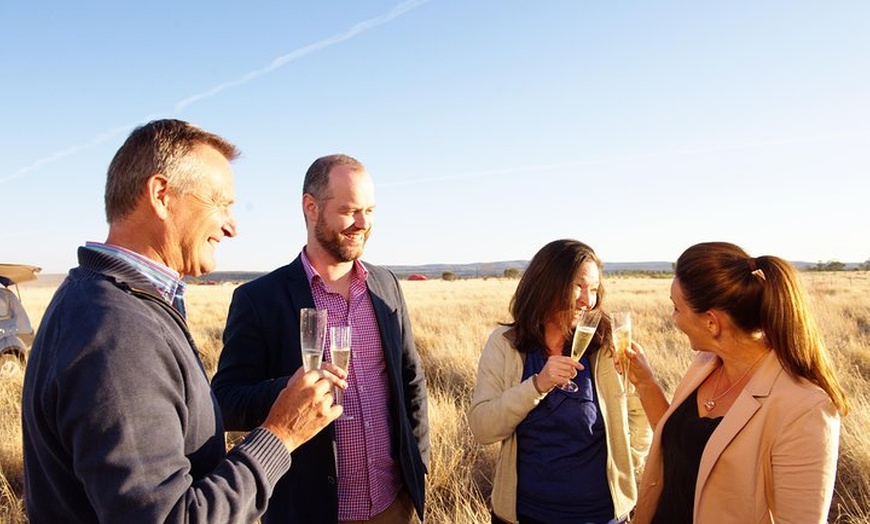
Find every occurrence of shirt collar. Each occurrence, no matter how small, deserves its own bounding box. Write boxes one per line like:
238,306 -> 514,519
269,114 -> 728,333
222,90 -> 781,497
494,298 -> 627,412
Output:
84,241 -> 187,315
300,248 -> 369,288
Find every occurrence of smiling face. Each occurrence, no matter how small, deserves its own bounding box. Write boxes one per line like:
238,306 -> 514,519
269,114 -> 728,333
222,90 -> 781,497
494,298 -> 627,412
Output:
568,260 -> 600,328
309,165 -> 375,264
544,258 -> 602,332
166,145 -> 237,277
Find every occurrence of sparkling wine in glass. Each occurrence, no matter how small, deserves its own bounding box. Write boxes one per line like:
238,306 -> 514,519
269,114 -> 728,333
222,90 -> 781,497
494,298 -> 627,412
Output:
300,308 -> 328,372
610,311 -> 632,394
560,310 -> 602,393
329,325 -> 352,420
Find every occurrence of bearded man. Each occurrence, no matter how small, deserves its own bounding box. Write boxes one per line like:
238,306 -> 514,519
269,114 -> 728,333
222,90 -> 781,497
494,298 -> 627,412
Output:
212,154 -> 429,524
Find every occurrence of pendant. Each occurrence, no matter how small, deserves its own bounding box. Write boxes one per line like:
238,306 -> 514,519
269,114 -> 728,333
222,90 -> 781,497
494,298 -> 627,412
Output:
704,399 -> 716,411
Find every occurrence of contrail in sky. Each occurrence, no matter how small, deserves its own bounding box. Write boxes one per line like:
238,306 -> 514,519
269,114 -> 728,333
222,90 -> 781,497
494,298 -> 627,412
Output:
2,0 -> 434,184
381,132 -> 868,187
173,0 -> 433,112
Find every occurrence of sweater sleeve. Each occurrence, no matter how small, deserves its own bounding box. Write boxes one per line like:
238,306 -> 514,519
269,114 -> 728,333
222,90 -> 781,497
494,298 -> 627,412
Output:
627,389 -> 653,479
467,327 -> 545,445
52,302 -> 291,524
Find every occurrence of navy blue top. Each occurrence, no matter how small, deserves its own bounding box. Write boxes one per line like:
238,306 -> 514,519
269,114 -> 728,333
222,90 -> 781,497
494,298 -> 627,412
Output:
516,349 -> 613,524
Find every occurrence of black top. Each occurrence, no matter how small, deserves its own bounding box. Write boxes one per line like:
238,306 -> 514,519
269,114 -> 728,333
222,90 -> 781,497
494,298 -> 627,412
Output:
651,388 -> 723,524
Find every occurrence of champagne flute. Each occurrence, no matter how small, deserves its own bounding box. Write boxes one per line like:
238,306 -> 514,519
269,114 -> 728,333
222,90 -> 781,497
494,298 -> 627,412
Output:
300,308 -> 328,372
610,311 -> 632,394
329,325 -> 353,420
559,310 -> 602,392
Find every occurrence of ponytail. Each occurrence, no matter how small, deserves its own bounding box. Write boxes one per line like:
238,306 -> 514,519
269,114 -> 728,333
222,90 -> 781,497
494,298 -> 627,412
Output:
756,256 -> 849,415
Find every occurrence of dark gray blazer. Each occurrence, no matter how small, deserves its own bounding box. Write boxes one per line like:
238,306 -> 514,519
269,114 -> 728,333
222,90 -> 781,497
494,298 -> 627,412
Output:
211,255 -> 429,523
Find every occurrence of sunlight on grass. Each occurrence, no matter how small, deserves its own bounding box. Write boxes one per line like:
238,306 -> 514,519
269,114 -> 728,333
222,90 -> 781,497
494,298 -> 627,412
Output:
4,273 -> 868,523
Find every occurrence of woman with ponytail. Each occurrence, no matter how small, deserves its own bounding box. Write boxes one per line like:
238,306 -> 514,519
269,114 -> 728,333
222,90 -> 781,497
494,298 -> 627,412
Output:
628,242 -> 846,524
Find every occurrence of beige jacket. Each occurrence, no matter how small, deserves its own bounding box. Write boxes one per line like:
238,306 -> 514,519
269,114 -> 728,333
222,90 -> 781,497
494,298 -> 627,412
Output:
633,351 -> 840,524
468,326 -> 651,523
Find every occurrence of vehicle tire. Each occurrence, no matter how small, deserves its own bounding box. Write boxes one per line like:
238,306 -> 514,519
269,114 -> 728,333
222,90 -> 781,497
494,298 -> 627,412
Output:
0,350 -> 25,378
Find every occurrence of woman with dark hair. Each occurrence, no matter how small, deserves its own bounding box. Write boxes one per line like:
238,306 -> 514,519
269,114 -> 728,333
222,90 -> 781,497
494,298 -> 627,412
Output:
629,242 -> 848,524
468,239 -> 651,524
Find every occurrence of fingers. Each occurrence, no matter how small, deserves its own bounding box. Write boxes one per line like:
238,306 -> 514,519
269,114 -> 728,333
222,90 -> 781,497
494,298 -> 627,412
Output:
292,366 -> 347,392
626,342 -> 649,367
314,364 -> 348,390
262,367 -> 347,453
623,342 -> 657,386
611,351 -> 622,372
541,356 -> 583,388
319,362 -> 348,381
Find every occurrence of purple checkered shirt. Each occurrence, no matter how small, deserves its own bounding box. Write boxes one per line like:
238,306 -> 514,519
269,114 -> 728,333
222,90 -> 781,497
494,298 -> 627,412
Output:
301,250 -> 402,521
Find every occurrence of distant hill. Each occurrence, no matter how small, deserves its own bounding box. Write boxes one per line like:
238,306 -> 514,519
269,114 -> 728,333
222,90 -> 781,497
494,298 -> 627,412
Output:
25,260 -> 865,287
186,260 -> 678,284
184,271 -> 269,285
383,260 -> 680,279
384,260 -> 531,279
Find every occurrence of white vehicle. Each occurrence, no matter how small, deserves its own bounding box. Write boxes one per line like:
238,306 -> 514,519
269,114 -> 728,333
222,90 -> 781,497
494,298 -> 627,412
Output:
0,264 -> 40,376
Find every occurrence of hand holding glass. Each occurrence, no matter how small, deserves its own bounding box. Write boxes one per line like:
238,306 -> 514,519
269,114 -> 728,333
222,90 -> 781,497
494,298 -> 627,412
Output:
329,325 -> 352,418
560,310 -> 602,393
610,311 -> 632,394
300,308 -> 328,372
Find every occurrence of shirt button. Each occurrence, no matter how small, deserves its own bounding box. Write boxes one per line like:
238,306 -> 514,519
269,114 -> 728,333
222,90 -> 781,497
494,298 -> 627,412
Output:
365,421 -> 372,428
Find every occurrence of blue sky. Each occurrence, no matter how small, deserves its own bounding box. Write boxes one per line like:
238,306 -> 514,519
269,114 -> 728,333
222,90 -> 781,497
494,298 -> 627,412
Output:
3,1 -> 868,274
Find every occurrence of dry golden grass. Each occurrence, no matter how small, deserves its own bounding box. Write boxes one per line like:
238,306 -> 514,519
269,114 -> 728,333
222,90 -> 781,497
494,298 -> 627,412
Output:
2,273 -> 868,523
0,373 -> 26,524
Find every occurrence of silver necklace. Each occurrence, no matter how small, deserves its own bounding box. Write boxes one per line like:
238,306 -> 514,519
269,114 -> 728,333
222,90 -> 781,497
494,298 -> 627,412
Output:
703,354 -> 766,412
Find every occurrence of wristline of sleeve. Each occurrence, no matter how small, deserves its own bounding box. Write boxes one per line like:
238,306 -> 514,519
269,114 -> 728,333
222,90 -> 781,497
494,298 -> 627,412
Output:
233,426 -> 293,487
532,373 -> 552,396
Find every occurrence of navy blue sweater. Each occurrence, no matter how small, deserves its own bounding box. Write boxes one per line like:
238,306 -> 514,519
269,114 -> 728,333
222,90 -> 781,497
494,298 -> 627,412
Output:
22,247 -> 291,523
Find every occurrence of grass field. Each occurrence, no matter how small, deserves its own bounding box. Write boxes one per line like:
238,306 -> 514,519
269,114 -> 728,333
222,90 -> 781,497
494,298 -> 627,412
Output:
1,272 -> 868,523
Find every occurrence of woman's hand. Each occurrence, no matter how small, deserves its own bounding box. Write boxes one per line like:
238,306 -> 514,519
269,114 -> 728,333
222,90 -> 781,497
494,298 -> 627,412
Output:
536,355 -> 585,392
624,341 -> 669,428
625,341 -> 655,387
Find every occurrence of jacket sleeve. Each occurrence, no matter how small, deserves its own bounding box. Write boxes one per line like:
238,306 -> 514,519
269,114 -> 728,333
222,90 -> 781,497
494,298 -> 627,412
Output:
627,389 -> 653,479
212,284 -> 290,431
467,328 -> 544,445
769,395 -> 840,524
395,273 -> 431,469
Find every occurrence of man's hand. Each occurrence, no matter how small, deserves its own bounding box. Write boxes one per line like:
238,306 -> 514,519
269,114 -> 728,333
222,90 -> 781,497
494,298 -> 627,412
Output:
260,363 -> 348,453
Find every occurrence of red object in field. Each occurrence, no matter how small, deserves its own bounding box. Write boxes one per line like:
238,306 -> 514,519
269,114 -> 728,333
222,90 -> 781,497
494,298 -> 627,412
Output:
408,274 -> 428,281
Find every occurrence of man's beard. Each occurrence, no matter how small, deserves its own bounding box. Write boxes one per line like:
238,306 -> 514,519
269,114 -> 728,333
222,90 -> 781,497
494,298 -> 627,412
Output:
314,213 -> 369,262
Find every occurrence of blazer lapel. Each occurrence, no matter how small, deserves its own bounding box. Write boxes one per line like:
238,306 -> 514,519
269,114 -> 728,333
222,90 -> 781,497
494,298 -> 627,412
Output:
356,265 -> 402,378
695,351 -> 780,499
362,267 -> 399,332
662,353 -> 720,429
364,270 -> 396,310
285,257 -> 316,311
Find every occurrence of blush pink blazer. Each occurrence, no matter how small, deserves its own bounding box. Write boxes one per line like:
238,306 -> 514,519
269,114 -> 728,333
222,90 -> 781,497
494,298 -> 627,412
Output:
633,350 -> 840,524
